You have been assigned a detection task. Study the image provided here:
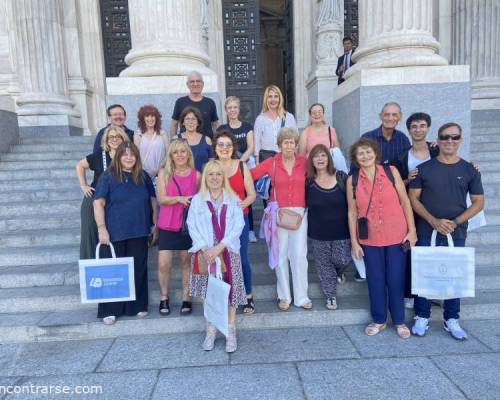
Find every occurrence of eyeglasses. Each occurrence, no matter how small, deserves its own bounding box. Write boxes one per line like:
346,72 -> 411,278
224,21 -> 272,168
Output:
438,134 -> 461,141
216,142 -> 233,148
108,135 -> 123,141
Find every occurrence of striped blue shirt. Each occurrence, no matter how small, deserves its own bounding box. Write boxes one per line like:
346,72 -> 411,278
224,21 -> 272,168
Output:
362,126 -> 411,165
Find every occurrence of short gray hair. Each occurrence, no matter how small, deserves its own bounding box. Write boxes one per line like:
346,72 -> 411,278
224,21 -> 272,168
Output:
380,102 -> 402,114
277,127 -> 300,147
186,70 -> 203,83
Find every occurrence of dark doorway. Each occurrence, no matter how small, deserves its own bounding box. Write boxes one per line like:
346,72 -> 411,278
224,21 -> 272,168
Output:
222,0 -> 294,123
344,0 -> 359,46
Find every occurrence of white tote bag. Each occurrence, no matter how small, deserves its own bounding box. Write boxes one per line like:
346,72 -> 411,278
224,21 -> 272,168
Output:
466,194 -> 487,232
411,230 -> 475,300
351,254 -> 366,279
330,147 -> 349,174
204,258 -> 230,337
79,243 -> 136,304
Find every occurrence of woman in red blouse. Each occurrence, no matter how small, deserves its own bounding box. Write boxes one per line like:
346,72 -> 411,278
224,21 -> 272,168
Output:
347,138 -> 417,339
251,128 -> 312,311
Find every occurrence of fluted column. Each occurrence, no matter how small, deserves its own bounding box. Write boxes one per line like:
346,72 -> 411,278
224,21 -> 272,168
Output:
452,0 -> 500,107
347,0 -> 447,78
120,0 -> 214,77
13,0 -> 76,118
315,0 -> 343,69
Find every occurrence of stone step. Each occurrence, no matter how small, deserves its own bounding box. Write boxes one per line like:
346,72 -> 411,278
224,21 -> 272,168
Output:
0,151 -> 84,162
464,225 -> 500,245
0,159 -> 77,171
0,168 -> 82,181
469,151 -> 500,161
484,184 -> 500,198
0,188 -> 83,203
482,210 -> 500,225
2,290 -> 500,344
0,200 -> 81,218
0,214 -> 80,232
469,142 -> 500,152
481,172 -> 500,184
471,133 -> 500,143
0,245 -> 79,268
0,177 -> 78,192
471,126 -> 500,135
20,136 -> 95,145
0,228 -> 81,248
11,143 -> 92,153
473,161 -> 500,172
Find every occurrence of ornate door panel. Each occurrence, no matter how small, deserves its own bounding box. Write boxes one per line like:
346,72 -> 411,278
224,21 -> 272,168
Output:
100,0 -> 131,77
222,0 -> 262,124
344,0 -> 359,45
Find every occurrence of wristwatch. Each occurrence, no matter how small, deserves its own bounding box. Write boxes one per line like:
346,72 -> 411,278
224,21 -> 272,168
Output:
453,218 -> 460,226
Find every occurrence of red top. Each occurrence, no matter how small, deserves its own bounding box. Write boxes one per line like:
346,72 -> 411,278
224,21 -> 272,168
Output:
228,162 -> 249,215
355,165 -> 407,246
251,153 -> 307,208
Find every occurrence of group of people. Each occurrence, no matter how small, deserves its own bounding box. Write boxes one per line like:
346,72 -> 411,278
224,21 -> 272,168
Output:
76,70 -> 484,353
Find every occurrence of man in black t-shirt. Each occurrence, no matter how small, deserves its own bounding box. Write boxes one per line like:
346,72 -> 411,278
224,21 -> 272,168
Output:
170,71 -> 219,139
409,122 -> 484,341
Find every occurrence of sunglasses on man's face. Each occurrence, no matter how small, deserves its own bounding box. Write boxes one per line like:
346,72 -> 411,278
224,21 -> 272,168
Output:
438,134 -> 461,141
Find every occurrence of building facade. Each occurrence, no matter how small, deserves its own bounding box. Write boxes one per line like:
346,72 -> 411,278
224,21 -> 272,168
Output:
0,0 -> 499,148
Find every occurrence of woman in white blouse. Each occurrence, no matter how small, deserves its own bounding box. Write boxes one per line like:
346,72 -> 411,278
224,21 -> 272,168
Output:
254,85 -> 297,164
187,160 -> 246,353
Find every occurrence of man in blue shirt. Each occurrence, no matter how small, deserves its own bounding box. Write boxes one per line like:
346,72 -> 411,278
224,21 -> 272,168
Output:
362,102 -> 411,165
93,104 -> 134,153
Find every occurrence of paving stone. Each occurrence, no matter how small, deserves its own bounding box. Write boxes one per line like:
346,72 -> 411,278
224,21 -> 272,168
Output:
97,333 -> 228,372
4,370 -> 158,400
298,358 -> 466,400
0,345 -> 19,376
4,339 -> 113,377
342,323 -> 489,357
152,363 -> 304,400
461,319 -> 500,351
230,327 -> 359,365
431,353 -> 500,400
0,313 -> 47,327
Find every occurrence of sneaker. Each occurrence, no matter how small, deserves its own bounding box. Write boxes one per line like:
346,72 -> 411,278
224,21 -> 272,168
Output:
248,231 -> 257,243
404,297 -> 414,309
326,297 -> 337,310
444,318 -> 468,340
354,272 -> 366,282
411,316 -> 429,336
336,274 -> 346,284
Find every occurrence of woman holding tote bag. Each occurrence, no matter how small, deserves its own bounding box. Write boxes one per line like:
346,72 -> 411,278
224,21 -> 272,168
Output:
187,160 -> 246,353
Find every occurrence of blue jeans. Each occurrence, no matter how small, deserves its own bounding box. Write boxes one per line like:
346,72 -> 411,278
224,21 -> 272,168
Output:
413,234 -> 466,320
240,214 -> 252,295
362,243 -> 406,325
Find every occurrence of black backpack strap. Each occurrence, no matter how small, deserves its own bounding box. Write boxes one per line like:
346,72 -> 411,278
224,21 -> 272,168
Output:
383,164 -> 396,189
336,170 -> 347,193
281,117 -> 286,128
239,160 -> 244,177
351,168 -> 359,199
328,126 -> 332,148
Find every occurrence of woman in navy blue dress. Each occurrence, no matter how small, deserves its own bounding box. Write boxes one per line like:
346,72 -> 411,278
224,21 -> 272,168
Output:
93,142 -> 158,325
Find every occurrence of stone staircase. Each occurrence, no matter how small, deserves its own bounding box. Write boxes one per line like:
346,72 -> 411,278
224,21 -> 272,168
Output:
0,120 -> 499,344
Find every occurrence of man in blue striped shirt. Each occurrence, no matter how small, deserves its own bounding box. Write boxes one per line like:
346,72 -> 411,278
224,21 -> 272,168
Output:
362,102 -> 411,165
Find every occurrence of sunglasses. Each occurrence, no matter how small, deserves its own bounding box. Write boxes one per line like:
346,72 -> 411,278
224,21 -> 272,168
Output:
438,134 -> 461,141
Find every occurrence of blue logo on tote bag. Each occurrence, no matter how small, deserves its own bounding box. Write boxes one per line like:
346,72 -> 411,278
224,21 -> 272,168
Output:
85,263 -> 130,300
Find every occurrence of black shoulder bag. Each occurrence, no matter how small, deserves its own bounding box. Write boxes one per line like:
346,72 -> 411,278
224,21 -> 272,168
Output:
357,168 -> 376,240
172,176 -> 190,235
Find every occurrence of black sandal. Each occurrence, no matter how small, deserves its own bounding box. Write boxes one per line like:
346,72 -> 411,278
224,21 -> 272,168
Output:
180,301 -> 192,315
159,298 -> 170,316
243,296 -> 255,314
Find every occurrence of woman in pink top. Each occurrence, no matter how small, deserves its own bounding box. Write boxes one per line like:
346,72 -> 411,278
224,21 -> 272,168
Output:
156,139 -> 201,316
347,138 -> 417,339
251,128 -> 312,311
299,103 -> 340,158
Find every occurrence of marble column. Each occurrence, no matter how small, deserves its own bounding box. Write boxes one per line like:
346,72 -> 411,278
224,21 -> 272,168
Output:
452,0 -> 500,110
120,0 -> 215,78
13,0 -> 80,136
346,0 -> 448,77
306,0 -> 343,125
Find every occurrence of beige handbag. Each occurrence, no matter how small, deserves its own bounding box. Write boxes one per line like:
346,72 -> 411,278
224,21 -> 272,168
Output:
277,208 -> 302,230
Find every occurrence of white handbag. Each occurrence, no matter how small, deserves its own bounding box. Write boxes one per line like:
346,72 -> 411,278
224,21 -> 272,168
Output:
330,147 -> 349,174
204,258 -> 230,337
411,230 -> 475,300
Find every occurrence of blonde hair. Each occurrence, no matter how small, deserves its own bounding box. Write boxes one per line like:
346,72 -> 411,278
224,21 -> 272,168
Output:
262,85 -> 286,118
277,127 -> 300,147
163,139 -> 195,181
199,160 -> 236,199
224,96 -> 240,109
101,125 -> 129,152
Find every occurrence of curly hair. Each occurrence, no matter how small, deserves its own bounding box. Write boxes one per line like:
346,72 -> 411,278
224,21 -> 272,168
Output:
349,138 -> 381,168
137,105 -> 162,133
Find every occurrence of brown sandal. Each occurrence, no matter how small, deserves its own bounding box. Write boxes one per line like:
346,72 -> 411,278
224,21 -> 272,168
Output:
277,299 -> 290,311
395,324 -> 411,339
365,322 -> 386,336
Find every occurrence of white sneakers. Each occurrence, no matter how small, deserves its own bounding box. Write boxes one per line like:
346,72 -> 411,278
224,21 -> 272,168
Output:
412,316 -> 468,340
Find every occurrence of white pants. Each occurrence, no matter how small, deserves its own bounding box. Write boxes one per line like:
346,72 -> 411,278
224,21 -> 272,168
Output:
276,207 -> 310,306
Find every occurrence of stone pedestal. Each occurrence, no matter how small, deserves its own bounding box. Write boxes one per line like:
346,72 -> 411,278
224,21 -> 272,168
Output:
452,0 -> 500,110
13,0 -> 81,137
107,0 -> 220,130
306,0 -> 343,125
334,0 -> 472,159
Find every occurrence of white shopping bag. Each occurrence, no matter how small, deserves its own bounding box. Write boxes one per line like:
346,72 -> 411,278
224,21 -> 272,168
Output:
411,230 -> 475,300
79,243 -> 136,304
330,147 -> 349,174
204,258 -> 230,337
466,194 -> 486,232
351,254 -> 366,279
